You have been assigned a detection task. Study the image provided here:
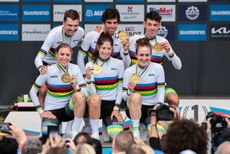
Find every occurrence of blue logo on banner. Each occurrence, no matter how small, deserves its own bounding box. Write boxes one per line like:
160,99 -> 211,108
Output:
0,5 -> 19,22
179,4 -> 206,22
54,0 -> 82,2
22,5 -> 51,22
0,24 -> 19,41
158,24 -> 175,41
116,0 -> 144,2
22,0 -> 50,2
210,5 -> 230,22
84,5 -> 113,22
178,24 -> 207,41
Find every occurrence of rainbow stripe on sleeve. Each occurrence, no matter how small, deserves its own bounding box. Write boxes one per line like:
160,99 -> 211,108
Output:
39,49 -> 47,56
151,55 -> 164,64
33,83 -> 41,90
129,50 -> 137,65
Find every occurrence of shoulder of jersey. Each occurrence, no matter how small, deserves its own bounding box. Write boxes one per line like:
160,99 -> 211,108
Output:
85,29 -> 101,37
49,25 -> 62,35
125,64 -> 136,72
150,61 -> 163,68
76,26 -> 84,35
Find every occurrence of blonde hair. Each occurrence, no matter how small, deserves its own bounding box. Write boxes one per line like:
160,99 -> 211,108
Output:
75,143 -> 96,154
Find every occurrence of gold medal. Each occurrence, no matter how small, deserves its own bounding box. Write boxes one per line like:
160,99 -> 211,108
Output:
130,74 -> 140,84
61,73 -> 71,83
153,43 -> 162,52
119,31 -> 128,42
93,65 -> 102,74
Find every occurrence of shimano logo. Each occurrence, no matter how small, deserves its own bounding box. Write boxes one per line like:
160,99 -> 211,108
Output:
211,11 -> 230,15
86,10 -> 103,17
157,26 -> 168,38
180,30 -> 205,35
211,27 -> 230,34
0,30 -> 18,35
185,6 -> 199,20
24,11 -> 49,16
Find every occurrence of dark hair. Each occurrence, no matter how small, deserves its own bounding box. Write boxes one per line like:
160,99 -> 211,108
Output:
0,137 -> 18,154
145,11 -> 161,23
55,43 -> 73,55
92,32 -> 113,62
136,38 -> 152,54
162,119 -> 208,154
64,9 -> 80,21
73,132 -> 92,145
91,138 -> 102,154
101,8 -> 120,23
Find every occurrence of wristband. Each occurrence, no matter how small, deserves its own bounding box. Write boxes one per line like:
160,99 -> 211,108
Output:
37,65 -> 43,71
74,85 -> 81,91
113,105 -> 120,111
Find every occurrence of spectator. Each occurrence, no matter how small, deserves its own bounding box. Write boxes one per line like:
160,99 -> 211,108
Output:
112,130 -> 134,153
21,138 -> 42,154
215,141 -> 230,154
75,143 -> 96,154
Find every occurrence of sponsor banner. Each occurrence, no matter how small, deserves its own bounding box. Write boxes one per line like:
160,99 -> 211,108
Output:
116,5 -> 144,22
180,99 -> 230,123
147,5 -> 176,22
116,0 -> 144,2
54,0 -> 82,2
117,24 -> 144,37
0,4 -> 19,22
84,24 -> 103,33
178,0 -> 207,2
209,24 -> 230,40
22,24 -> 50,41
53,5 -> 82,22
178,24 -> 207,41
157,24 -> 175,41
0,0 -> 19,2
147,0 -> 175,2
85,0 -> 113,2
22,5 -> 51,22
84,4 -> 113,22
0,24 -> 19,41
22,0 -> 50,2
210,5 -> 230,22
179,4 -> 207,22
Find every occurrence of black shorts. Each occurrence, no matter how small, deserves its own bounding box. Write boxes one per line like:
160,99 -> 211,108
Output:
48,103 -> 74,122
126,104 -> 155,125
100,100 -> 115,127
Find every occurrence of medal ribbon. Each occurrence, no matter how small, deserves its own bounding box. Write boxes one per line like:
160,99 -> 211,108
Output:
57,63 -> 68,74
135,64 -> 149,80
